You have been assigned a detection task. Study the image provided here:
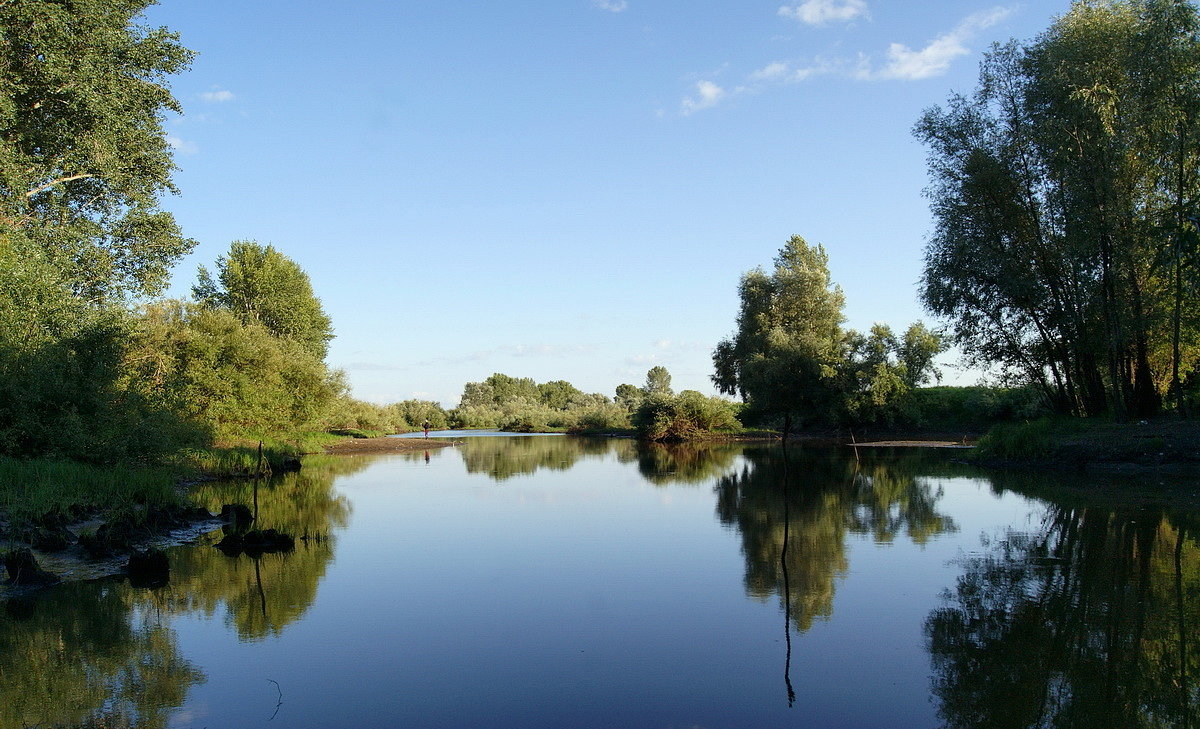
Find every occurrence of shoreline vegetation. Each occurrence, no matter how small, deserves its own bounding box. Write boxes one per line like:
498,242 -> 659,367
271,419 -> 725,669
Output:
7,0 -> 1200,595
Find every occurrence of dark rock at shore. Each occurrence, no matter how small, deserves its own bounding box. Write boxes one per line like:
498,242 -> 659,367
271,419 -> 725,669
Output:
3,548 -> 60,586
216,528 -> 295,556
74,505 -> 216,558
127,548 -> 170,588
184,506 -> 217,521
279,457 -> 303,472
220,504 -> 254,533
29,525 -> 73,552
79,520 -> 136,557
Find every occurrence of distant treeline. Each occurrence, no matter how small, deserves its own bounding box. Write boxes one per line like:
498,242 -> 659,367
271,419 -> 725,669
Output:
445,368 -> 742,440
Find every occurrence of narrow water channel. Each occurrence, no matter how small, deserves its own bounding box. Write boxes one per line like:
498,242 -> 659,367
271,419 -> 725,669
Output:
2,436 -> 1197,728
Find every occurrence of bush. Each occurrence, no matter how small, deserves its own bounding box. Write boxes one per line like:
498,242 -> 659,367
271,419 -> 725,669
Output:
633,391 -> 741,442
570,403 -> 633,432
972,418 -> 1060,460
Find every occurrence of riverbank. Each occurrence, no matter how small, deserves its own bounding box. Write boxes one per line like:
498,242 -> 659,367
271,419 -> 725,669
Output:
322,436 -> 457,454
1,431 -> 442,591
971,417 -> 1200,471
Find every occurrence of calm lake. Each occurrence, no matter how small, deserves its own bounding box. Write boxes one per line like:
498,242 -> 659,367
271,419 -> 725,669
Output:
3,435 -> 1198,728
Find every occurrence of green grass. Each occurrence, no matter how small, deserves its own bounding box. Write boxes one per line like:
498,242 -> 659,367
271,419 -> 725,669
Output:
971,417 -> 1090,461
0,429 -> 375,528
0,457 -> 179,525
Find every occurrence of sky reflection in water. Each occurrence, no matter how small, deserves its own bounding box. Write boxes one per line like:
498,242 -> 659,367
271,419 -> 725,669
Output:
1,437 -> 1197,728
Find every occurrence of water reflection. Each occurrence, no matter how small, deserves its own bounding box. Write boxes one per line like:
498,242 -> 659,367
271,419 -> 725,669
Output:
454,436 -> 747,487
636,442 -> 744,486
455,435 -> 617,481
716,446 -> 958,633
0,456 -> 363,726
0,581 -> 202,729
6,437 -> 1199,728
927,502 -> 1200,729
148,455 -> 358,640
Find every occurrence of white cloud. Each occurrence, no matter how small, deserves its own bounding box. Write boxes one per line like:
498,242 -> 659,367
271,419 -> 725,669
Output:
592,0 -> 628,12
866,7 -> 1012,80
676,6 -> 1011,114
749,61 -> 789,81
200,89 -> 235,103
749,59 -> 832,83
681,64 -> 828,115
681,80 -> 726,114
778,0 -> 868,26
166,135 -> 198,154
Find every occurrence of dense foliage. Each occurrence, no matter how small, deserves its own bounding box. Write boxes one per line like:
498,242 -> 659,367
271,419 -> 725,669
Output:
450,372 -> 623,432
194,241 -> 334,358
917,0 -> 1200,417
0,1 -> 201,462
0,0 -> 195,302
713,235 -> 945,433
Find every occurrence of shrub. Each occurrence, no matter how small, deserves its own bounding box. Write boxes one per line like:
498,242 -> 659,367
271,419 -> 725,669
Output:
633,391 -> 741,441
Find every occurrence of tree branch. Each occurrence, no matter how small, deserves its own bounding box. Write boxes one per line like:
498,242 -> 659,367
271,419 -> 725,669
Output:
25,173 -> 96,198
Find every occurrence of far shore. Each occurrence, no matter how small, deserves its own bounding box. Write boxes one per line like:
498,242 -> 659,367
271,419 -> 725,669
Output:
323,436 -> 457,455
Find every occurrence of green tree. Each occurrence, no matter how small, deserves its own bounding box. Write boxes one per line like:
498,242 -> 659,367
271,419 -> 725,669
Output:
195,241 -> 334,358
712,235 -> 847,435
538,379 -> 583,410
643,366 -> 673,397
0,0 -> 195,300
632,389 -> 741,441
127,301 -> 341,441
917,0 -> 1200,417
615,383 -> 644,411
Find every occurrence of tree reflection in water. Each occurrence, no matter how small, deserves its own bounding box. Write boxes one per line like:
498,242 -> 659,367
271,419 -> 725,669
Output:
717,446 -> 957,633
0,454 -> 366,728
455,436 -> 615,481
0,581 -> 203,729
715,446 -> 958,706
636,442 -> 744,486
146,455 -> 360,640
454,436 -> 746,487
927,502 -> 1200,729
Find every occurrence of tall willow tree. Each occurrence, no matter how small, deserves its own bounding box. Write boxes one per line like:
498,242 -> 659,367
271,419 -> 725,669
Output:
0,0 -> 195,300
0,1 -> 195,459
713,235 -> 848,434
917,0 -> 1200,417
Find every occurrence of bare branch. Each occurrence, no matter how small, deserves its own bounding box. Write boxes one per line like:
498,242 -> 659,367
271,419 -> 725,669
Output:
25,173 -> 96,198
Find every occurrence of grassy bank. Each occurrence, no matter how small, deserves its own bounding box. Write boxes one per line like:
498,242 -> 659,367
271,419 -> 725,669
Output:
973,417 -> 1200,468
0,430 -> 387,533
0,459 -> 179,528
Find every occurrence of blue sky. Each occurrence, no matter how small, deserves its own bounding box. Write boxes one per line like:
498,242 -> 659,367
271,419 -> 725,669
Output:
144,0 -> 1069,407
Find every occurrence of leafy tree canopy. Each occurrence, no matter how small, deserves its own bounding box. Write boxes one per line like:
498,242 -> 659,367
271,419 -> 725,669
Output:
0,0 -> 195,300
194,241 -> 334,359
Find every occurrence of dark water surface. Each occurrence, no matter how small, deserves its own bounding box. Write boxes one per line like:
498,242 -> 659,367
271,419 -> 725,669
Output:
3,437 -> 1199,728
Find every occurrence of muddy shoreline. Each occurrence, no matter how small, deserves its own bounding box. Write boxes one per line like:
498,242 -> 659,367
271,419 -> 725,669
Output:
322,436 -> 458,454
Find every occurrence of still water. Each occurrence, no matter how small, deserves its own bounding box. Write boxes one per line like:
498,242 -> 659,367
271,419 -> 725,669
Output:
3,436 -> 1198,728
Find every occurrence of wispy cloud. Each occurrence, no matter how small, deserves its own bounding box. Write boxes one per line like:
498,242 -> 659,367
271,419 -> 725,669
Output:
166,134 -> 198,154
678,6 -> 1013,113
200,88 -> 235,103
681,80 -> 727,115
778,0 -> 868,26
862,7 -> 1012,80
748,59 -> 832,83
681,60 -> 831,113
592,0 -> 628,12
